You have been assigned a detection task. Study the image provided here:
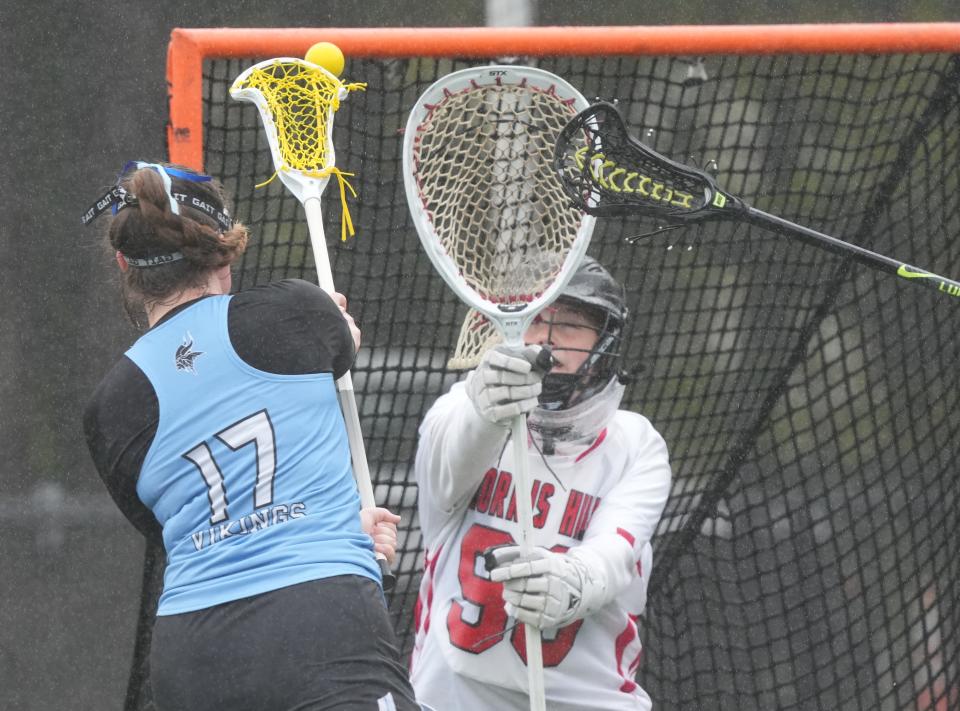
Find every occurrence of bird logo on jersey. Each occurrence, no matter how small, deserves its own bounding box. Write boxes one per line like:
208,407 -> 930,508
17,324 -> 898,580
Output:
175,332 -> 204,374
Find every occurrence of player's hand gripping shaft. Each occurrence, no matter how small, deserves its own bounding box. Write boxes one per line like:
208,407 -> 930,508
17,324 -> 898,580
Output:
360,507 -> 401,566
466,344 -> 551,426
487,546 -> 604,628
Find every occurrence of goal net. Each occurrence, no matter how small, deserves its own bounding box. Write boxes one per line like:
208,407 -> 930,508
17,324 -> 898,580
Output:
127,25 -> 960,710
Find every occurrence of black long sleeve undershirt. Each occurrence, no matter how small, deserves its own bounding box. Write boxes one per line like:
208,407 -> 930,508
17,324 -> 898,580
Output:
83,279 -> 356,539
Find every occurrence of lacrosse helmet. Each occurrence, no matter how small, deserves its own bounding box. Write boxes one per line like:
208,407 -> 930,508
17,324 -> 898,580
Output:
536,256 -> 628,411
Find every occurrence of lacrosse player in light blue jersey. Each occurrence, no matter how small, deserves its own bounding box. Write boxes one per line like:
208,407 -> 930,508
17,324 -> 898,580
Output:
83,161 -> 422,711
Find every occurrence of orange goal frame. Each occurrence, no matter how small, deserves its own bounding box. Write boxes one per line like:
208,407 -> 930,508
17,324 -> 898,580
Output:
166,24 -> 960,171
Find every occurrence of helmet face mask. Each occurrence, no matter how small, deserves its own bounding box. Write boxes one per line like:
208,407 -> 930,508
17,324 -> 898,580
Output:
526,257 -> 628,412
537,301 -> 625,410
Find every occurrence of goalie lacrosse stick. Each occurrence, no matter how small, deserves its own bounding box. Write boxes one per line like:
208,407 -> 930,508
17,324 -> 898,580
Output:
555,101 -> 960,299
230,55 -> 396,589
403,64 -> 596,711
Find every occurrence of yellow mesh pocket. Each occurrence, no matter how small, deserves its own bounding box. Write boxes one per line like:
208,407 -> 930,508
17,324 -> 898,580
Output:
233,60 -> 366,240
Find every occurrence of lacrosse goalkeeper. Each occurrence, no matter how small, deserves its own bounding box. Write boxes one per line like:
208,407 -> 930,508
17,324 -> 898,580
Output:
82,162 -> 421,711
410,257 -> 672,710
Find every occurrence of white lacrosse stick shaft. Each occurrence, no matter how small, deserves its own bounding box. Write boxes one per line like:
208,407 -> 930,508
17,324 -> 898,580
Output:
301,195 -> 393,589
301,195 -> 393,588
510,398 -> 546,711
498,316 -> 547,711
303,198 -> 377,509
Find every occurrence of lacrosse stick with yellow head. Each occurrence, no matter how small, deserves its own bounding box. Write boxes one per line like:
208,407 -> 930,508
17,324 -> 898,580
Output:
231,46 -> 395,588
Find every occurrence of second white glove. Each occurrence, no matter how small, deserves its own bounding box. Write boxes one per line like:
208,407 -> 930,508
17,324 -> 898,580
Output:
487,545 -> 603,629
465,344 -> 547,426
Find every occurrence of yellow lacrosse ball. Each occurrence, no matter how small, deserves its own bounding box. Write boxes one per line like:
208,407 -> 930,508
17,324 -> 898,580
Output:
305,41 -> 345,77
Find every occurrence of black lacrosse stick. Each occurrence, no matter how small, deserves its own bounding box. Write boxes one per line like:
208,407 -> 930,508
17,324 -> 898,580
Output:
554,101 -> 746,223
554,101 -> 960,300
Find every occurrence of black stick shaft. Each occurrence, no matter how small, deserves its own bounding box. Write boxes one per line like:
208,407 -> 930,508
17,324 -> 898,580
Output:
746,206 -> 960,300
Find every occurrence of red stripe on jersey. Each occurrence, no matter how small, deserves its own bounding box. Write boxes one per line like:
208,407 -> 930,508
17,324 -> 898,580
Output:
616,527 -> 635,547
614,613 -> 640,693
423,545 -> 442,634
574,427 -> 607,463
411,544 -> 443,672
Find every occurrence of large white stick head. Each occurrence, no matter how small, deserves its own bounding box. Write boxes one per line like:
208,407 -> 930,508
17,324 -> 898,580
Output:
403,65 -> 596,361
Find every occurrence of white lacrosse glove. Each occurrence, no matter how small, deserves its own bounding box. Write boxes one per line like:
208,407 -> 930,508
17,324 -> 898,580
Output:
465,344 -> 550,427
487,545 -> 609,629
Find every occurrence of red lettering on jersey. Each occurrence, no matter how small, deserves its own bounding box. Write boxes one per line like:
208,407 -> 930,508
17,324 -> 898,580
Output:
489,470 -> 512,518
505,489 -> 517,522
470,468 -> 499,513
558,490 -> 583,537
533,482 -> 554,528
572,494 -> 594,540
472,473 -> 554,527
558,489 -> 602,539
506,481 -> 549,525
573,494 -> 603,540
506,480 -> 548,524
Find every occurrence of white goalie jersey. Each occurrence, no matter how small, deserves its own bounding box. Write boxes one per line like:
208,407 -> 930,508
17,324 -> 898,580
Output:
410,382 -> 671,711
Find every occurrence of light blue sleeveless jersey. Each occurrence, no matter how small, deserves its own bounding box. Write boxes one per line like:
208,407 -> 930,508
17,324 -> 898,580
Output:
126,296 -> 379,615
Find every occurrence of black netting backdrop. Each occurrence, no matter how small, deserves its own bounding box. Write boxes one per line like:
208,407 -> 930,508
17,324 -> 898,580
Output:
129,52 -> 960,710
